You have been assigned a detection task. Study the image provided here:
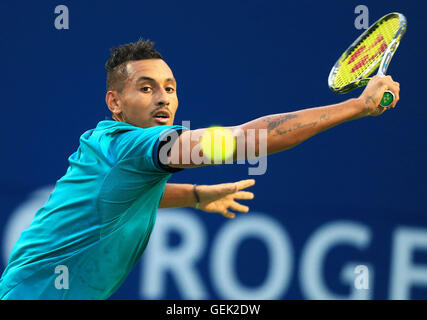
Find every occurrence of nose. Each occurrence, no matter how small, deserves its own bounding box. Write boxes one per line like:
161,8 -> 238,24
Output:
155,88 -> 170,107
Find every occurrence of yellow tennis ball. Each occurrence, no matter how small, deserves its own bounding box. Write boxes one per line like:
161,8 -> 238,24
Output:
200,126 -> 236,163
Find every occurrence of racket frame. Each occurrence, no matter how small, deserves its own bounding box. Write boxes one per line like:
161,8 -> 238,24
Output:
328,12 -> 407,94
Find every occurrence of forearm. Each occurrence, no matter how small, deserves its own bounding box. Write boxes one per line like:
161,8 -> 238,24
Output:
234,98 -> 366,157
159,183 -> 197,209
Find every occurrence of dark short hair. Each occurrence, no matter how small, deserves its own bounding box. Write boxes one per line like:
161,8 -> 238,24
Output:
105,39 -> 163,92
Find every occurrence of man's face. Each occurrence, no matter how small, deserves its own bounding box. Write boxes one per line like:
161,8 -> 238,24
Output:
109,59 -> 178,128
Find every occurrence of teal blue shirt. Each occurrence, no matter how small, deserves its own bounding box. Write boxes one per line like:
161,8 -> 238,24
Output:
0,120 -> 184,299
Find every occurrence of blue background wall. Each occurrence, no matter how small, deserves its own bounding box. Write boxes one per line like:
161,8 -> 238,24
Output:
0,0 -> 426,299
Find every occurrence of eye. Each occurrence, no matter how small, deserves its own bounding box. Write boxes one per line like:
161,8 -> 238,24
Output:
141,86 -> 152,93
166,87 -> 175,93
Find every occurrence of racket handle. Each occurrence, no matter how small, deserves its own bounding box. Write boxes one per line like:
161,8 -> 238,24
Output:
380,90 -> 394,107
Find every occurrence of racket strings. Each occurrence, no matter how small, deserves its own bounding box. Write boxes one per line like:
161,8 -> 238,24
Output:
333,17 -> 401,88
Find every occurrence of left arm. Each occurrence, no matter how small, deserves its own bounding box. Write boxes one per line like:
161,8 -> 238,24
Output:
159,179 -> 255,219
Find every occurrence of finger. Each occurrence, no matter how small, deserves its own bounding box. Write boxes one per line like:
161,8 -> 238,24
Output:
233,191 -> 254,200
219,182 -> 238,195
229,201 -> 249,213
221,209 -> 235,219
218,179 -> 255,196
393,82 -> 400,107
235,179 -> 256,191
388,82 -> 400,108
382,77 -> 399,108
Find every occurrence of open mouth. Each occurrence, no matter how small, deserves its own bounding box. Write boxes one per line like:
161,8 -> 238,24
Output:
152,110 -> 170,124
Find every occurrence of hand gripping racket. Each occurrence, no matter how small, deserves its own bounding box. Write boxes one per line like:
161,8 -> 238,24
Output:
328,12 -> 407,107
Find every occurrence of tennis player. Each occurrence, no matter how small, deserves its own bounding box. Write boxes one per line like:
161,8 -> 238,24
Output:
0,39 -> 400,300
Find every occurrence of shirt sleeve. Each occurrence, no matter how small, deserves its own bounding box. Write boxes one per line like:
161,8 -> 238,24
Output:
109,125 -> 186,173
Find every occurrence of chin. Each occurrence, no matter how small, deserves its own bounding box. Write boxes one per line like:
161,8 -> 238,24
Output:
150,121 -> 169,127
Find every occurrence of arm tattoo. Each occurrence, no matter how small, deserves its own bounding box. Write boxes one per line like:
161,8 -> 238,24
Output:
274,121 -> 318,135
365,95 -> 374,106
264,113 -> 330,136
320,113 -> 331,121
263,114 -> 298,133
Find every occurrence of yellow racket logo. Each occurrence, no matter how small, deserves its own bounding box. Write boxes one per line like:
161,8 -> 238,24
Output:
347,34 -> 387,73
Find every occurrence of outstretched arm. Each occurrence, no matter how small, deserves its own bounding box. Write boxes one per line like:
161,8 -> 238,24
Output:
167,75 -> 400,167
159,179 -> 255,219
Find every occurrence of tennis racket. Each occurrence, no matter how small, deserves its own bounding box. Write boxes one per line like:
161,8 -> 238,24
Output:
328,12 -> 407,107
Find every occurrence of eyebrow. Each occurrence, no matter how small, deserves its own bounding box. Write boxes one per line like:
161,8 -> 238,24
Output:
136,76 -> 176,84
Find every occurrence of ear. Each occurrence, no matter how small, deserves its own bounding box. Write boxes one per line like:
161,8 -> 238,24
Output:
105,91 -> 122,116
